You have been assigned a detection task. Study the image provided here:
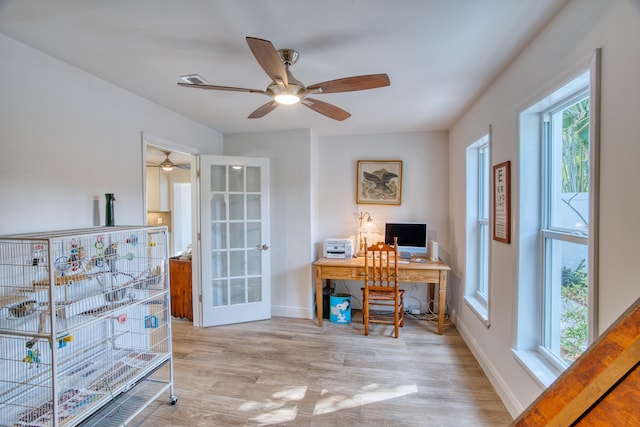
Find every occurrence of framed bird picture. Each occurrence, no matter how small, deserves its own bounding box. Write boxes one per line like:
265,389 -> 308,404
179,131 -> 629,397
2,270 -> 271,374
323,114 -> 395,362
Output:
356,160 -> 402,205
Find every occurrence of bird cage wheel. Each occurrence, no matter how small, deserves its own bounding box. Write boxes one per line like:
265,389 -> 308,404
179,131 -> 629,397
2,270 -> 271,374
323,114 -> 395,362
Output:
169,395 -> 178,405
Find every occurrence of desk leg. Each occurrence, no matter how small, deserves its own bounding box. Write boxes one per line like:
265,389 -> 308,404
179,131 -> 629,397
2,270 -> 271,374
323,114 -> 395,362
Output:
315,266 -> 323,326
438,270 -> 447,335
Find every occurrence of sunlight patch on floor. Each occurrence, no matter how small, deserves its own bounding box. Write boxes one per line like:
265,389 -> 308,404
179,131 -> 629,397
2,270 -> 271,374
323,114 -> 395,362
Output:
237,386 -> 307,425
313,383 -> 418,415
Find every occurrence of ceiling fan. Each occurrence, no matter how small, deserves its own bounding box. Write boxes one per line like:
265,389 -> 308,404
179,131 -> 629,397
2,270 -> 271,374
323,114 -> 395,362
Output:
147,151 -> 190,171
178,36 -> 390,121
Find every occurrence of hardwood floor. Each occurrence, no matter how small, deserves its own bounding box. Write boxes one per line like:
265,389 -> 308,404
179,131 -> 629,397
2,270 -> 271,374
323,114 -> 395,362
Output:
133,313 -> 512,426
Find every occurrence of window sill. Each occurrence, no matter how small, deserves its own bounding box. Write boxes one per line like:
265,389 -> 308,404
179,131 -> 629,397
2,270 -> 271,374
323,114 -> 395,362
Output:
464,295 -> 490,327
512,349 -> 563,388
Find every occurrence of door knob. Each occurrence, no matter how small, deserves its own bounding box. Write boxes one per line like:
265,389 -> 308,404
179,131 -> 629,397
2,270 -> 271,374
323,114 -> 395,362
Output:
256,244 -> 269,251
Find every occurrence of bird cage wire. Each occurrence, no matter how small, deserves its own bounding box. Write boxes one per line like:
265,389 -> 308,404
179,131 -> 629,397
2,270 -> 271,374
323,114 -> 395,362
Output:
0,226 -> 174,427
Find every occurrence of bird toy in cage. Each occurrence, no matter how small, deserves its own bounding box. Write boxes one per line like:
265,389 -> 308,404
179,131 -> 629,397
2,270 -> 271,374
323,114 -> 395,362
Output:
23,338 -> 41,368
94,235 -> 105,268
31,243 -> 45,266
126,234 -> 139,245
68,240 -> 84,272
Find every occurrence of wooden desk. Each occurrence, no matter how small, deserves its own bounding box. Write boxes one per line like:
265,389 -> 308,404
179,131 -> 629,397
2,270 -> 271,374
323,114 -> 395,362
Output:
314,257 -> 451,334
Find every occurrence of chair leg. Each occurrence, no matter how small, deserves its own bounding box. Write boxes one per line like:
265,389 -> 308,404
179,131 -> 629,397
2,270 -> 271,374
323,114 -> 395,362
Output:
394,303 -> 399,338
399,294 -> 405,327
363,296 -> 369,336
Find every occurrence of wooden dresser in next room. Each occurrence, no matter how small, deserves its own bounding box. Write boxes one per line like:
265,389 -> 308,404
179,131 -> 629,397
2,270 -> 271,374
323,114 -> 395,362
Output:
169,257 -> 193,321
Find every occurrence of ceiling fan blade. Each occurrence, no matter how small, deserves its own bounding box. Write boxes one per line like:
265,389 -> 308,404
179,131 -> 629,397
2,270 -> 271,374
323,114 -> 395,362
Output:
307,74 -> 390,94
246,37 -> 288,87
302,98 -> 351,121
178,82 -> 265,94
248,100 -> 279,119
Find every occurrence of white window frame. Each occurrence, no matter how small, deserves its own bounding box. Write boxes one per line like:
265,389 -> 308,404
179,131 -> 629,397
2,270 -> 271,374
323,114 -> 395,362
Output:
514,49 -> 600,387
465,133 -> 490,326
540,91 -> 590,370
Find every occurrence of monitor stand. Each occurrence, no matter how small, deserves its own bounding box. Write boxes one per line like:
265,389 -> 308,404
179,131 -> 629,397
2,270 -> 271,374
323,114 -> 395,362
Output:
399,251 -> 411,260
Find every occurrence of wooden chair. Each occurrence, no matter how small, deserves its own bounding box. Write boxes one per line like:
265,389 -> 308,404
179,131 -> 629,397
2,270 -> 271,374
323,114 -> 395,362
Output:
362,237 -> 405,338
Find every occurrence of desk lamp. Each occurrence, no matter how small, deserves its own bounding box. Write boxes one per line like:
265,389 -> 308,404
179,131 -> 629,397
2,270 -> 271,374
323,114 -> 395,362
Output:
357,212 -> 377,257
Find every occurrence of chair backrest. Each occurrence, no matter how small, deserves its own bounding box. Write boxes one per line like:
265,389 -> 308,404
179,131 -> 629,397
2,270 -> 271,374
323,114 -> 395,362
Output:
364,237 -> 399,288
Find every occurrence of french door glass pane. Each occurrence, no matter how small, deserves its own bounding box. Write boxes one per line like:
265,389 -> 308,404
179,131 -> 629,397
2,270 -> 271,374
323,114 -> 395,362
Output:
247,222 -> 261,248
544,238 -> 589,364
212,279 -> 227,306
230,279 -> 245,304
229,195 -> 244,220
248,277 -> 262,303
229,166 -> 244,192
247,249 -> 261,276
229,251 -> 245,276
247,194 -> 261,220
229,223 -> 245,248
211,252 -> 227,278
247,166 -> 260,192
211,194 -> 226,221
211,223 -> 226,249
210,165 -> 226,192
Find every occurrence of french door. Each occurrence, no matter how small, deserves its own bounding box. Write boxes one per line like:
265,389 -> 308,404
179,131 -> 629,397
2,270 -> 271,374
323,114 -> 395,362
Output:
199,155 -> 270,326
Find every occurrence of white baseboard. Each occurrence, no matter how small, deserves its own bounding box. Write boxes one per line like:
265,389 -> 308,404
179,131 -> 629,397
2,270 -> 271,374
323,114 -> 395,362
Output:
455,319 -> 523,418
272,305 -> 313,319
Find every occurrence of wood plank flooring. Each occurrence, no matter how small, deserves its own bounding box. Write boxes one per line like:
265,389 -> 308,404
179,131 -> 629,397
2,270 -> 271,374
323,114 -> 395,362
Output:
132,313 -> 512,426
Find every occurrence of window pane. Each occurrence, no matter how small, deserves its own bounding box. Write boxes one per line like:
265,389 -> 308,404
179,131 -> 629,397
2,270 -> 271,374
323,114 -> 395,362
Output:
478,222 -> 489,296
549,98 -> 590,233
544,238 -> 589,364
479,145 -> 489,220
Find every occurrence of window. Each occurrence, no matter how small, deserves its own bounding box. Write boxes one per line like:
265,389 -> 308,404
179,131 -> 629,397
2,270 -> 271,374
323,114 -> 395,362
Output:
542,93 -> 590,367
516,52 -> 599,386
465,134 -> 490,324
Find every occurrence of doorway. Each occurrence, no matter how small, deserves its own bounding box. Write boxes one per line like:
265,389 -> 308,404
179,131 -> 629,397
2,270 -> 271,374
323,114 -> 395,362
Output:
144,142 -> 194,257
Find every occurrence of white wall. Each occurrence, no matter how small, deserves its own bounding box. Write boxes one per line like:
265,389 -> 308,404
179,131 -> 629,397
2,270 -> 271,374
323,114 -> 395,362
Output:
224,129 -> 317,319
449,0 -> 640,416
0,34 -> 223,234
318,131 -> 450,310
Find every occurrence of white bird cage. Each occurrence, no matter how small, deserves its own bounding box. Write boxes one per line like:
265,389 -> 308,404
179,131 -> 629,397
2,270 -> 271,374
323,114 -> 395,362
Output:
0,226 -> 176,426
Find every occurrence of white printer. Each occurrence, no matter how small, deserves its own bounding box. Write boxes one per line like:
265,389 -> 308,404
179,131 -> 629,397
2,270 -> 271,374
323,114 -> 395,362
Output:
322,237 -> 355,259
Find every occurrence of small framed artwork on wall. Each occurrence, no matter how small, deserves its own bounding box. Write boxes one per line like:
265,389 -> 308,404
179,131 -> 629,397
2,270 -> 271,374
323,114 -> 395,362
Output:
356,160 -> 402,205
493,160 -> 511,243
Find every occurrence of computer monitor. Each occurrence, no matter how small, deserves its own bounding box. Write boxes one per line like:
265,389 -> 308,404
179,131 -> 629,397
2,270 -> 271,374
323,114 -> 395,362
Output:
384,223 -> 428,259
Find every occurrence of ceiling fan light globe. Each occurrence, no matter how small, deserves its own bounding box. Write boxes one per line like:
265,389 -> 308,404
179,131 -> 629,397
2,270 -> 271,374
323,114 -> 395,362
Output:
274,94 -> 300,105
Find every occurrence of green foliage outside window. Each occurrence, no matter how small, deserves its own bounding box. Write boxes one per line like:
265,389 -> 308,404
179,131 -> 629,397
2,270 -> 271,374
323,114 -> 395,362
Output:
559,98 -> 590,364
562,99 -> 590,193
561,259 -> 588,362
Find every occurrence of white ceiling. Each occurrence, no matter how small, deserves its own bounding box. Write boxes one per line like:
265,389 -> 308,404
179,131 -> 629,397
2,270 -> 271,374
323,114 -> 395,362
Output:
0,0 -> 567,137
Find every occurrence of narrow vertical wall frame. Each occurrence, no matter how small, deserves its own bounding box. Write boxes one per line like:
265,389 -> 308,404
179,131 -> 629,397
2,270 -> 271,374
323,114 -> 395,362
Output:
588,48 -> 601,342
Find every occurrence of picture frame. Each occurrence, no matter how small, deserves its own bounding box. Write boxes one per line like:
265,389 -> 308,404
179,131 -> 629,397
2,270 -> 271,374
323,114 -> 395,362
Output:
493,161 -> 511,243
356,160 -> 402,205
